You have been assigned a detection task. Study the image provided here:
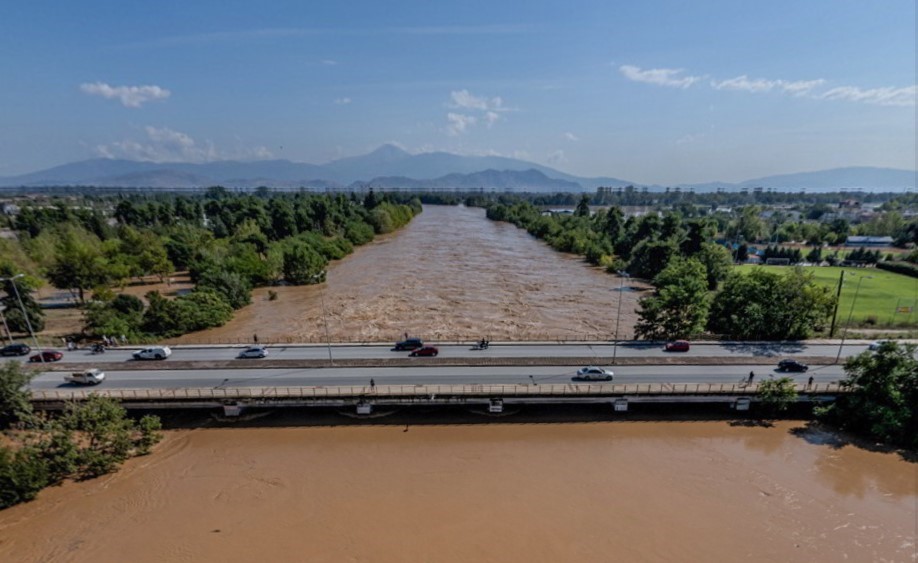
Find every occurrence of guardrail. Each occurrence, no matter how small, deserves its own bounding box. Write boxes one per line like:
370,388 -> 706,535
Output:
30,382 -> 848,402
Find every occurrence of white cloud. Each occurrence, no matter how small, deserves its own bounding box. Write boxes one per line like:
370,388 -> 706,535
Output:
333,97 -> 352,105
445,90 -> 513,135
320,59 -> 338,66
711,75 -> 825,96
95,126 -> 273,162
446,113 -> 477,136
563,132 -> 579,142
79,82 -> 171,108
449,89 -> 509,112
817,85 -> 916,107
619,65 -> 701,89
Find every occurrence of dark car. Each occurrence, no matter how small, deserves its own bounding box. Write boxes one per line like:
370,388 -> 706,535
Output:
664,340 -> 690,352
392,338 -> 424,351
777,359 -> 809,372
409,346 -> 439,357
0,343 -> 31,357
29,350 -> 64,362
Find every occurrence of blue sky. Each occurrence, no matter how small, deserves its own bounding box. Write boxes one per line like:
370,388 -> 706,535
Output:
0,0 -> 914,184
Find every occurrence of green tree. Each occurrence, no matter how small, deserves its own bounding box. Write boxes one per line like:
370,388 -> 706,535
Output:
196,270 -> 252,309
635,258 -> 710,340
707,268 -> 835,340
0,361 -> 35,426
628,238 -> 679,280
282,241 -> 328,285
817,342 -> 918,449
758,376 -> 798,414
46,226 -> 112,302
695,242 -> 734,290
0,446 -> 50,508
61,395 -> 136,478
574,194 -> 591,217
0,270 -> 45,333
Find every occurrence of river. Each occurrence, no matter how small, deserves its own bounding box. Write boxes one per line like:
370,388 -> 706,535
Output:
173,205 -> 650,344
0,420 -> 913,562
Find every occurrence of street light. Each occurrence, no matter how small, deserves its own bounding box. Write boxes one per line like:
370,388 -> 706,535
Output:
0,274 -> 44,362
835,274 -> 872,364
611,271 -> 631,365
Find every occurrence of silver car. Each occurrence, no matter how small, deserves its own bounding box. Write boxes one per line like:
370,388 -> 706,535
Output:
238,345 -> 268,359
573,366 -> 614,381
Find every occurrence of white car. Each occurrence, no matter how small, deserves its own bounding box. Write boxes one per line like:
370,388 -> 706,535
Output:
868,340 -> 891,351
65,368 -> 105,385
238,345 -> 268,359
573,366 -> 614,381
133,346 -> 172,360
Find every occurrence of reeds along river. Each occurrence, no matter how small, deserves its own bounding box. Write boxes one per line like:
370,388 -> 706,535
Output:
173,204 -> 651,345
0,420 -> 913,562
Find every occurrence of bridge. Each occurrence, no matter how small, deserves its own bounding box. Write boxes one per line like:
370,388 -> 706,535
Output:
30,381 -> 850,416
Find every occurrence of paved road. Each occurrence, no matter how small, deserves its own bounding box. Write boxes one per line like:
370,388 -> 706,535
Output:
31,364 -> 846,391
15,342 -> 872,365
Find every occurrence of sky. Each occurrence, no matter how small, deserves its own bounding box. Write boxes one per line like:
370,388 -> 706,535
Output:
0,0 -> 915,184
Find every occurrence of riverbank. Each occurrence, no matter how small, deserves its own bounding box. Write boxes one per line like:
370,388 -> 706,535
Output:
0,419 -> 912,562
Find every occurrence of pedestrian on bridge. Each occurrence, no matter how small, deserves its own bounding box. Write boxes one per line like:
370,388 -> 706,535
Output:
807,376 -> 814,388
370,378 -> 376,389
748,371 -> 755,384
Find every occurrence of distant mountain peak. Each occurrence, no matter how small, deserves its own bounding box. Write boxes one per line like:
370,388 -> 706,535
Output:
367,143 -> 410,160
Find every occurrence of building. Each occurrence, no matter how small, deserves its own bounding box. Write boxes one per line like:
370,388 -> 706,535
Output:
844,236 -> 894,247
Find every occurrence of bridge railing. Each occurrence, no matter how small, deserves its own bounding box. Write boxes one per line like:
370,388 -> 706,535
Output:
30,382 -> 847,402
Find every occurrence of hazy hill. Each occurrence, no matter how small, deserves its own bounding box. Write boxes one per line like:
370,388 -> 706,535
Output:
0,146 -> 913,192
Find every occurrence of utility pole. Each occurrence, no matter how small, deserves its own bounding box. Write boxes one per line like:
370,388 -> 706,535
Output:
611,272 -> 630,365
828,269 -> 845,337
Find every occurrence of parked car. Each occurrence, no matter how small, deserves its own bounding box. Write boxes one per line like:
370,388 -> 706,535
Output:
573,366 -> 614,381
868,340 -> 892,351
238,345 -> 268,359
65,368 -> 105,385
777,359 -> 808,372
664,340 -> 690,352
392,338 -> 424,351
409,346 -> 439,357
133,346 -> 172,360
29,350 -> 63,362
0,343 -> 31,356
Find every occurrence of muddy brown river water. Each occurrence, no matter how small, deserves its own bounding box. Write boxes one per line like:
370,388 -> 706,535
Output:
0,420 -> 913,562
174,205 -> 650,344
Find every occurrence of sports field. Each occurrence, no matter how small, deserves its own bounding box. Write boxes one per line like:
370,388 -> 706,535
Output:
735,265 -> 918,327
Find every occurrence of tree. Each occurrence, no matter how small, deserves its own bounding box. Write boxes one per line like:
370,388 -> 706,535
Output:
635,258 -> 710,340
0,270 -> 45,333
758,376 -> 798,415
707,268 -> 835,340
46,226 -> 112,302
574,194 -> 591,217
817,342 -> 918,449
628,238 -> 679,280
0,361 -> 36,426
695,243 -> 734,290
282,241 -> 327,285
196,270 -> 252,310
61,395 -> 137,478
0,446 -> 50,508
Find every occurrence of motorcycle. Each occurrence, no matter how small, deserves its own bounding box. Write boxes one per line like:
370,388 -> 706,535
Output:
471,340 -> 490,351
91,343 -> 106,354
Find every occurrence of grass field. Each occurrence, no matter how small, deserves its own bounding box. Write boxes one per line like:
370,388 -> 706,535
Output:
735,265 -> 918,327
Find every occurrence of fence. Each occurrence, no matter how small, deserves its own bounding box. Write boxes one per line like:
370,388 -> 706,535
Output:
30,382 -> 848,403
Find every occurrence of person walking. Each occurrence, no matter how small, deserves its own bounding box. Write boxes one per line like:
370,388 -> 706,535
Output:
748,371 -> 755,384
807,376 -> 814,388
370,378 -> 376,389
253,333 -> 259,344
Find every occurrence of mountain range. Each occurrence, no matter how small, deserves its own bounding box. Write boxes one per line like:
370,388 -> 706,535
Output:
0,144 -> 914,192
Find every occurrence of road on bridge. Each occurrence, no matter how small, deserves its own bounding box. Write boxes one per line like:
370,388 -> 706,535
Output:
18,342 -> 871,366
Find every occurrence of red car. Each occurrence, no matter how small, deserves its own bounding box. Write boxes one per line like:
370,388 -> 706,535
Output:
409,346 -> 439,357
29,350 -> 64,362
664,340 -> 690,352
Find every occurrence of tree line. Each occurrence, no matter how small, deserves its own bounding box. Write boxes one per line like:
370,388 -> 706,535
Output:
0,362 -> 163,509
4,189 -> 421,340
